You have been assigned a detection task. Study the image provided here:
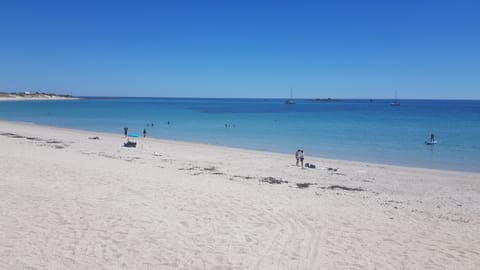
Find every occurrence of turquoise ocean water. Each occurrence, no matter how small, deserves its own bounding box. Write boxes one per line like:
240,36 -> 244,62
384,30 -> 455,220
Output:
1,98 -> 479,172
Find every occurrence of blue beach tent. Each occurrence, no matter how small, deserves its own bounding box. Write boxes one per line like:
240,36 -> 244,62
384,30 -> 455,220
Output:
124,133 -> 139,147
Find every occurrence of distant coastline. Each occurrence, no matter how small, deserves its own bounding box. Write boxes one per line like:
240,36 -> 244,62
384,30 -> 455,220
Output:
0,92 -> 78,101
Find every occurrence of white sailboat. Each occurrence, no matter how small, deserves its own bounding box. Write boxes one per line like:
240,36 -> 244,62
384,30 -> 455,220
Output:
284,88 -> 295,104
390,90 -> 400,106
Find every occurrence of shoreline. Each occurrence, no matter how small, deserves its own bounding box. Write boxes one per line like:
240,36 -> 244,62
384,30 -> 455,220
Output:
1,120 -> 479,268
0,95 -> 79,101
1,98 -> 478,173
1,119 -> 477,174
0,97 -> 79,101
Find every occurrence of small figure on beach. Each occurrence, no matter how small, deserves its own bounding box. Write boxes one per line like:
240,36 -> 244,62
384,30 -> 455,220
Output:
430,133 -> 435,142
143,128 -> 147,138
124,127 -> 128,138
299,150 -> 304,168
295,149 -> 300,166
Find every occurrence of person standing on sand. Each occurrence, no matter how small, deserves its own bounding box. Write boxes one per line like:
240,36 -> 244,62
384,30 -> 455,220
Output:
299,150 -> 305,168
124,127 -> 128,137
295,149 -> 300,166
143,128 -> 147,138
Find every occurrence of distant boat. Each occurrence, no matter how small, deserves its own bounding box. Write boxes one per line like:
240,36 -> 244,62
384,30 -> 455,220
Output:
285,88 -> 295,104
390,90 -> 400,106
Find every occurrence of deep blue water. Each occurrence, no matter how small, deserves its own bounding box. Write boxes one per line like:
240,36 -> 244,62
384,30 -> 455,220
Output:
1,98 -> 479,172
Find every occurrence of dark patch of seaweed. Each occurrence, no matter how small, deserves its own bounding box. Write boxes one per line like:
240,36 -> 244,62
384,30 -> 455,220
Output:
296,183 -> 316,189
321,185 -> 364,192
260,177 -> 288,184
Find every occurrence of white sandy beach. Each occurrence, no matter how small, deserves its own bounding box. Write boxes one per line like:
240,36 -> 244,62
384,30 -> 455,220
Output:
0,120 -> 479,269
0,95 -> 78,101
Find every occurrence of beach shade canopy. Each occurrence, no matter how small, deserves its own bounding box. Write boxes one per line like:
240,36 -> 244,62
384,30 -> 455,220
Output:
128,133 -> 139,138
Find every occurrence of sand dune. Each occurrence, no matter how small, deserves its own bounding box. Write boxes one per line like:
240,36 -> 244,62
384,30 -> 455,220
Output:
1,120 -> 479,269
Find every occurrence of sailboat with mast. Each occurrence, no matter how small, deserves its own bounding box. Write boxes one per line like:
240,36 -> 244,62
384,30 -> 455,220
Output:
390,90 -> 400,106
284,88 -> 295,104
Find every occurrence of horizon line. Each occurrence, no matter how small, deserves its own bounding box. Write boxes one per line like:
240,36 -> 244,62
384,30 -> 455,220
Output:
76,96 -> 480,101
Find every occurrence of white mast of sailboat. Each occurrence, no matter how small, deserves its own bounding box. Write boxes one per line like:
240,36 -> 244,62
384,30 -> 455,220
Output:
390,90 -> 400,106
285,88 -> 295,104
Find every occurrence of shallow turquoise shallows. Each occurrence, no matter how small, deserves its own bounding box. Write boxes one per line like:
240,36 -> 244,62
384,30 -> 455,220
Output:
1,98 -> 479,172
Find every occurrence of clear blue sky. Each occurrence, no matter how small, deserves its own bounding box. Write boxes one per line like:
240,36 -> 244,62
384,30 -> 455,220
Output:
1,0 -> 479,99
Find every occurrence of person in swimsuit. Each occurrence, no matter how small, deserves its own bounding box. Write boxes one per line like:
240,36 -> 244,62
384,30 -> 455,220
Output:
299,150 -> 305,168
295,150 -> 300,166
